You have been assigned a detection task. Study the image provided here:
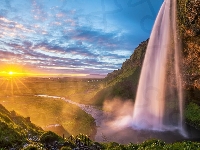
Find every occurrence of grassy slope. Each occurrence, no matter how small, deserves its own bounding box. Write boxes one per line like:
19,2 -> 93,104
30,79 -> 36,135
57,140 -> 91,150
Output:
0,78 -> 97,137
185,102 -> 200,130
0,104 -> 199,149
0,77 -> 103,105
90,40 -> 148,106
1,105 -> 200,150
25,78 -> 104,105
101,139 -> 200,150
0,104 -> 43,148
0,96 -> 95,137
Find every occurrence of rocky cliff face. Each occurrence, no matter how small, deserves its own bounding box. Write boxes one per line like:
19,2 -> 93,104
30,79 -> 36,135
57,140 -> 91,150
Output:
178,0 -> 200,102
178,0 -> 200,37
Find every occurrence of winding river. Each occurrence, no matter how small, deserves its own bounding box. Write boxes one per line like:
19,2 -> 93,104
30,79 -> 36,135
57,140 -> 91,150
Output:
36,95 -> 200,144
35,95 -> 108,142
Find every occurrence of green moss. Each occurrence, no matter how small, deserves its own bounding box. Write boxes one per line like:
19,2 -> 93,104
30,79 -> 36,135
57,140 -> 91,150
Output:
185,102 -> 200,129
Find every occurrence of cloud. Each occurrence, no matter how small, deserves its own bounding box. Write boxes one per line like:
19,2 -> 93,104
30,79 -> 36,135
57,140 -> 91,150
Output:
0,0 -> 163,76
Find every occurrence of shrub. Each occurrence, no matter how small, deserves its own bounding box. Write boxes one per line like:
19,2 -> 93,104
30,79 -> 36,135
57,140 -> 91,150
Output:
40,131 -> 63,144
185,102 -> 200,129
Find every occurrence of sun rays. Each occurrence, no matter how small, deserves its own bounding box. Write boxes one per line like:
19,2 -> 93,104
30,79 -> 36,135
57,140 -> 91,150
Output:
0,71 -> 31,96
0,71 -> 26,77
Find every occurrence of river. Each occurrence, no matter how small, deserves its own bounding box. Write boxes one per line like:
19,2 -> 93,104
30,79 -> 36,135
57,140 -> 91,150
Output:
36,95 -> 200,144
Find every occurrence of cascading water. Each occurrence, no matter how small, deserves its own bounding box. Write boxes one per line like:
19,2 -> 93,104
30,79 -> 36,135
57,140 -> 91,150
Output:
132,0 -> 186,135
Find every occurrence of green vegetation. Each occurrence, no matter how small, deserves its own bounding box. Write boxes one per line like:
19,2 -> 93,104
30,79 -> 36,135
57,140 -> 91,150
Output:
185,102 -> 200,129
0,77 -> 103,105
90,40 -> 148,106
91,67 -> 141,106
40,131 -> 63,144
0,95 -> 95,137
0,104 -> 43,149
0,77 -> 99,137
105,39 -> 147,87
1,102 -> 199,149
25,78 -> 104,105
0,1 -> 200,149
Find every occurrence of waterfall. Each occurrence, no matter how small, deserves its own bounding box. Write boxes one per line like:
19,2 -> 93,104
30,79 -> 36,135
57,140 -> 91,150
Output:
132,0 -> 186,135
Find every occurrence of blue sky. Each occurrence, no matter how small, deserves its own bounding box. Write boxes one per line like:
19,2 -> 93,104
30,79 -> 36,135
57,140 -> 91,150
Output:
0,0 -> 163,77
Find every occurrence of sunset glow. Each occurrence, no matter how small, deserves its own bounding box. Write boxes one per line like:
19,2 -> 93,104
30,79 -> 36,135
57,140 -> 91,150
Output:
0,0 -> 162,78
0,69 -> 89,78
0,71 -> 24,77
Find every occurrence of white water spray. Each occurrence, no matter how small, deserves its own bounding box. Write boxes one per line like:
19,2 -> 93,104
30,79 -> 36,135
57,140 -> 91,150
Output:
132,0 -> 186,135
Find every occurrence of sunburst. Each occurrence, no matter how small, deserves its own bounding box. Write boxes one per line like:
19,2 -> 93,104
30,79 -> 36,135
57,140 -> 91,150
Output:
8,71 -> 13,75
0,71 -> 31,96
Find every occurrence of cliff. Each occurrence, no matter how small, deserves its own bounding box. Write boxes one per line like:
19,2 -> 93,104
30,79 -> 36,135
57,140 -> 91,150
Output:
178,0 -> 200,103
90,40 -> 148,106
92,0 -> 200,106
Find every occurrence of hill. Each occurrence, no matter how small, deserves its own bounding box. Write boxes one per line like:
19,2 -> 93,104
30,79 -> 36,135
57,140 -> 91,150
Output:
0,104 -> 43,148
90,40 -> 148,106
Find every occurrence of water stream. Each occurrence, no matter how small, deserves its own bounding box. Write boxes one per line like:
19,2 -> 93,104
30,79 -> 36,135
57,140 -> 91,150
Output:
132,0 -> 186,136
35,95 -> 200,144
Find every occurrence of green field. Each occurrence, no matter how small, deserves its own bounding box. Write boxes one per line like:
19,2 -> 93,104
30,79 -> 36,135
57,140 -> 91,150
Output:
0,76 -> 103,137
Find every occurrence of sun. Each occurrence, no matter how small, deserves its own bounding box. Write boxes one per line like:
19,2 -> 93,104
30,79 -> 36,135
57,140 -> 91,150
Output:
8,71 -> 14,75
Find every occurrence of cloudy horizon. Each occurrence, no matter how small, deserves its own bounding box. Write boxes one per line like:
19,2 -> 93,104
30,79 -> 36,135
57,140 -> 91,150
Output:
0,0 -> 163,77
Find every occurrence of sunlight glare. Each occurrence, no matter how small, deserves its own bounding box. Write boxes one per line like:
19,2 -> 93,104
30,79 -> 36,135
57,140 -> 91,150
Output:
9,71 -> 13,75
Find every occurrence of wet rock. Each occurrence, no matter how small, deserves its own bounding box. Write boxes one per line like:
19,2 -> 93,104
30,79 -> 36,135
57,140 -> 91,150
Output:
177,0 -> 200,102
185,0 -> 200,36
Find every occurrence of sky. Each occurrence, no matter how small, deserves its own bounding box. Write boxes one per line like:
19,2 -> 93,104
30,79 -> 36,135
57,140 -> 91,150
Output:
0,0 -> 163,78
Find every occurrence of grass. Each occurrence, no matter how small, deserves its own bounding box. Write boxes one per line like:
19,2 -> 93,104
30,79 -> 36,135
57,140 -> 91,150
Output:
1,104 -> 200,150
0,77 -> 100,137
0,77 -> 104,105
0,104 -> 43,148
91,67 -> 141,106
0,96 -> 95,137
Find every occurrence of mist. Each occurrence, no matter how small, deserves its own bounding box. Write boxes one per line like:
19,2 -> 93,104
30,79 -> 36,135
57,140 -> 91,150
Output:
95,97 -> 135,143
